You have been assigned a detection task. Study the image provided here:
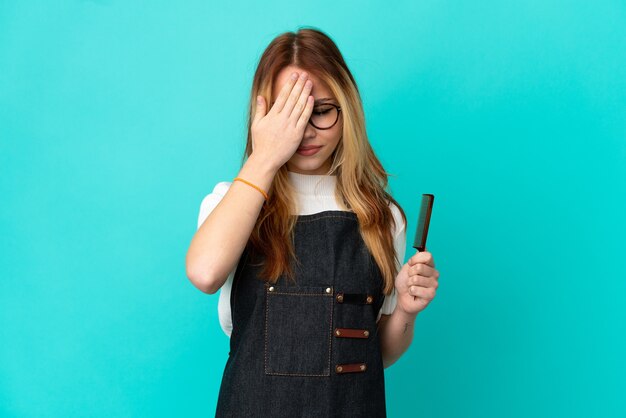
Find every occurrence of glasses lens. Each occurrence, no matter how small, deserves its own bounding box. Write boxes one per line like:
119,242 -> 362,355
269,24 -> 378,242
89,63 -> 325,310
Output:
310,105 -> 338,129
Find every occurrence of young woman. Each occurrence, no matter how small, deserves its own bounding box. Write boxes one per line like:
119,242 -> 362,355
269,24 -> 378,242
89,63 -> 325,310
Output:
186,27 -> 440,417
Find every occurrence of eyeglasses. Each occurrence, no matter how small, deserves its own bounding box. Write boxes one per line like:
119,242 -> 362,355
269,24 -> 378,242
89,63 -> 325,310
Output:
309,103 -> 342,130
269,102 -> 342,130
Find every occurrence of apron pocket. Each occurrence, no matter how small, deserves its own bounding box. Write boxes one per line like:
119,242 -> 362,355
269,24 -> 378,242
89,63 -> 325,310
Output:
264,284 -> 334,376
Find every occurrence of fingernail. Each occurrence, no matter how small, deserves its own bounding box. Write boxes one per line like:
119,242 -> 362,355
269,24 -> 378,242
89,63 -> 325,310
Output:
291,72 -> 298,80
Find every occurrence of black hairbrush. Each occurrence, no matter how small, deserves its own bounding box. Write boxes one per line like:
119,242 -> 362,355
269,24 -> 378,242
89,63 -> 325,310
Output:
412,194 -> 434,300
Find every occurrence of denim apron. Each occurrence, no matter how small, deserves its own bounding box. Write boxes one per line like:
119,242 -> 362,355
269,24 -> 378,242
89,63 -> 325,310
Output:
215,210 -> 387,417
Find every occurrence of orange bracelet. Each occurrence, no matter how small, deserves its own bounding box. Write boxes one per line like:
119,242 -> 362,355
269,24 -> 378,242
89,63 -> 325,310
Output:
233,177 -> 269,201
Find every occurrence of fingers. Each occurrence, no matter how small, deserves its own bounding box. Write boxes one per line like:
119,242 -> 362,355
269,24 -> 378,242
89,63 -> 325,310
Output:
296,95 -> 315,131
253,95 -> 267,125
271,71 -> 300,114
407,273 -> 439,289
289,79 -> 313,124
282,72 -> 311,117
408,285 -> 436,300
408,250 -> 435,268
409,262 -> 438,279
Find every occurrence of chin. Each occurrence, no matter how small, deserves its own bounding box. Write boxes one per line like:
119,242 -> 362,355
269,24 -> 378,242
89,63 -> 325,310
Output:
287,157 -> 330,174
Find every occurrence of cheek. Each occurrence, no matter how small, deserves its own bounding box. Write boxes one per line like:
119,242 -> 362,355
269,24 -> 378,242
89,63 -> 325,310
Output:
322,132 -> 340,149
331,130 -> 342,147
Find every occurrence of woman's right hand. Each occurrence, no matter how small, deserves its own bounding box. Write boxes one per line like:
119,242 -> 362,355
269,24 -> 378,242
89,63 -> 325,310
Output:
250,71 -> 314,171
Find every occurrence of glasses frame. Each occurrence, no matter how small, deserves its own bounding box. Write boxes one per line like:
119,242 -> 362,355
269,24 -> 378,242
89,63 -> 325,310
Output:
269,102 -> 342,130
309,103 -> 342,130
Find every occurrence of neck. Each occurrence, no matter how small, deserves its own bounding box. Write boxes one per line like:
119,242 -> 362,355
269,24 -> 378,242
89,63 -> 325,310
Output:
287,170 -> 336,197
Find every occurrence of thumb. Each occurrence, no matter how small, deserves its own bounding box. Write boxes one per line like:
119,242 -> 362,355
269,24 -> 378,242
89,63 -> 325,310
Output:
253,95 -> 266,123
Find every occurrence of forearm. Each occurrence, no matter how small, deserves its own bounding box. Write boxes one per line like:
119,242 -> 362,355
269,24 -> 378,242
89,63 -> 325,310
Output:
379,307 -> 418,368
185,154 -> 277,293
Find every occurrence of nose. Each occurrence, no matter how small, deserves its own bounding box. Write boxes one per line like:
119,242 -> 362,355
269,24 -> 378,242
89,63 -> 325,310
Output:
303,117 -> 317,138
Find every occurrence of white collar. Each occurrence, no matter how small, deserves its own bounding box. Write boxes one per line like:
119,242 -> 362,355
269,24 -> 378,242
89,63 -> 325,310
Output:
287,170 -> 337,196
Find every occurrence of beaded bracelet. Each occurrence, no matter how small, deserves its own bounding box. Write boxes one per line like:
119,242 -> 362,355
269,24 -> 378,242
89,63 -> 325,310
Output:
233,177 -> 269,201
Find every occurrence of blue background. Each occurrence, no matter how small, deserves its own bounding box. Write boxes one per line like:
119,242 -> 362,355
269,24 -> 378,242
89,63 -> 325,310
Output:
1,1 -> 625,417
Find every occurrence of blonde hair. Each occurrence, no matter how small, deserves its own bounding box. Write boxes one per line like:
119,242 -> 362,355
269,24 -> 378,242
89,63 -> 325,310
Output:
241,27 -> 407,295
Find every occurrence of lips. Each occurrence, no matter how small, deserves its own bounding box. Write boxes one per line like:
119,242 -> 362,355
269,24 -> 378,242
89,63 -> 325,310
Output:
296,145 -> 322,156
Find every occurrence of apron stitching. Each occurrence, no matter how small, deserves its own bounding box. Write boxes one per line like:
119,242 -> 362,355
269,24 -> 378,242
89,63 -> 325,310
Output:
327,286 -> 333,377
269,292 -> 333,296
296,215 -> 357,223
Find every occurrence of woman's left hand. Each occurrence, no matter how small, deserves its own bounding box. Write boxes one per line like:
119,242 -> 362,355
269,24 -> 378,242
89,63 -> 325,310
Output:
394,250 -> 440,316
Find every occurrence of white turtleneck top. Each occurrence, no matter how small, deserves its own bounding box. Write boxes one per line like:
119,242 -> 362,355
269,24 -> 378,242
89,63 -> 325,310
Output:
196,170 -> 407,338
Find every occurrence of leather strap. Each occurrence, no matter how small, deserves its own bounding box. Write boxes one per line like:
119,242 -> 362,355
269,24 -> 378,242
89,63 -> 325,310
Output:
334,328 -> 370,338
335,292 -> 374,304
335,363 -> 367,374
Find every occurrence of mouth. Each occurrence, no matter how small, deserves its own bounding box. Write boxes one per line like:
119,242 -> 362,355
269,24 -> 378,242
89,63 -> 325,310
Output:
296,145 -> 323,156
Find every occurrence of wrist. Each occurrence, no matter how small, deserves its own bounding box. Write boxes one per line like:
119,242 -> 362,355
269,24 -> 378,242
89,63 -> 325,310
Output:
238,154 -> 278,195
247,153 -> 280,175
393,304 -> 418,321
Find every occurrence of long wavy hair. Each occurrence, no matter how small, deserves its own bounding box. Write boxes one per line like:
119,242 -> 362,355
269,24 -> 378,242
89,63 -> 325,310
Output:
241,27 -> 406,295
